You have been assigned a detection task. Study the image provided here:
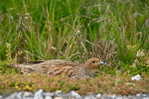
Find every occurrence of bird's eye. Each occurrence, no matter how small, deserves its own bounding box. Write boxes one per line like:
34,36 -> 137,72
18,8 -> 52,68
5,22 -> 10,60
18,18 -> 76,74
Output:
92,61 -> 96,63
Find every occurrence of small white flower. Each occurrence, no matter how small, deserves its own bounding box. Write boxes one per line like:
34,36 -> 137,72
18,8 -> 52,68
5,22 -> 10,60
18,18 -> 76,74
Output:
131,74 -> 142,81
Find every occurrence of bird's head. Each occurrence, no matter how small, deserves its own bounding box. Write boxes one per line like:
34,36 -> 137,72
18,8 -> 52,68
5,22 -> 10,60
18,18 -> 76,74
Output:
84,57 -> 107,69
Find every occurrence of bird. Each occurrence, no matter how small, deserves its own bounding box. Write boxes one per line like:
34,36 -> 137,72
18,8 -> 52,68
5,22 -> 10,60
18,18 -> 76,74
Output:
11,58 -> 105,79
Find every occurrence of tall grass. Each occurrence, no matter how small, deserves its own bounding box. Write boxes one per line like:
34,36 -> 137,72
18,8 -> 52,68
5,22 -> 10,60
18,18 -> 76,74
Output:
0,0 -> 148,68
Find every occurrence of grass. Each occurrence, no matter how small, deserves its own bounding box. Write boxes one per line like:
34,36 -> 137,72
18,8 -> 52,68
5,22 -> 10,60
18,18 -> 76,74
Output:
0,73 -> 149,95
0,0 -> 149,94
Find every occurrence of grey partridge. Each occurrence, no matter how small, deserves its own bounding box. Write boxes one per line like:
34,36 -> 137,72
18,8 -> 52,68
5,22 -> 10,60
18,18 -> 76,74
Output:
11,58 -> 104,79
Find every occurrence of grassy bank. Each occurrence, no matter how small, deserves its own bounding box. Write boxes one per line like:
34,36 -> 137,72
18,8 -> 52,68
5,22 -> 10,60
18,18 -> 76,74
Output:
0,0 -> 149,94
0,73 -> 149,95
0,0 -> 149,74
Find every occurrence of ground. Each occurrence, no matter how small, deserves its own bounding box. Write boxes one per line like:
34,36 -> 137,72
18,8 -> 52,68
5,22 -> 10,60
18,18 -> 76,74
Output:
0,65 -> 149,95
0,0 -> 149,95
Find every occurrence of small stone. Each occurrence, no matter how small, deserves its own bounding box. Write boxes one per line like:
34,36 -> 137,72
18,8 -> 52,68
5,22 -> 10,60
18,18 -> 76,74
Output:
5,92 -> 22,99
115,96 -> 123,99
43,92 -> 54,97
96,94 -> 101,98
34,89 -> 44,99
142,94 -> 147,97
17,92 -> 24,99
110,94 -> 117,98
23,92 -> 33,97
69,91 -> 81,98
84,95 -> 96,99
0,96 -> 2,98
136,93 -> 141,96
100,94 -> 109,99
45,96 -> 52,99
54,96 -> 63,99
22,92 -> 34,99
54,90 -> 63,96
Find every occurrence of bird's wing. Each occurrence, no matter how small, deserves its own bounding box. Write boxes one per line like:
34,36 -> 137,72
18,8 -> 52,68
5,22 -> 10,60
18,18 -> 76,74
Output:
10,59 -> 79,74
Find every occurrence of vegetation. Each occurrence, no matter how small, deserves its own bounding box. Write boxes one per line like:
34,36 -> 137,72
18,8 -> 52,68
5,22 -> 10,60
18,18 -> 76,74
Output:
0,0 -> 149,94
0,73 -> 149,95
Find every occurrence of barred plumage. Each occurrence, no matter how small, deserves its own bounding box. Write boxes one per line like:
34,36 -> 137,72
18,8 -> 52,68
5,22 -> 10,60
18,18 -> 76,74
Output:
11,58 -> 104,79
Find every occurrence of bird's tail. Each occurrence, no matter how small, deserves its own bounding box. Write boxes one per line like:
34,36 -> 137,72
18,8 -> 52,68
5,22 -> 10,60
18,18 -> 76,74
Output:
9,64 -> 19,68
9,64 -> 34,74
9,63 -> 28,69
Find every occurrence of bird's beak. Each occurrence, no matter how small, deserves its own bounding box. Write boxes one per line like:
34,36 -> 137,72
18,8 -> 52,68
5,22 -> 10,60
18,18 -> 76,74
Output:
99,61 -> 107,65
